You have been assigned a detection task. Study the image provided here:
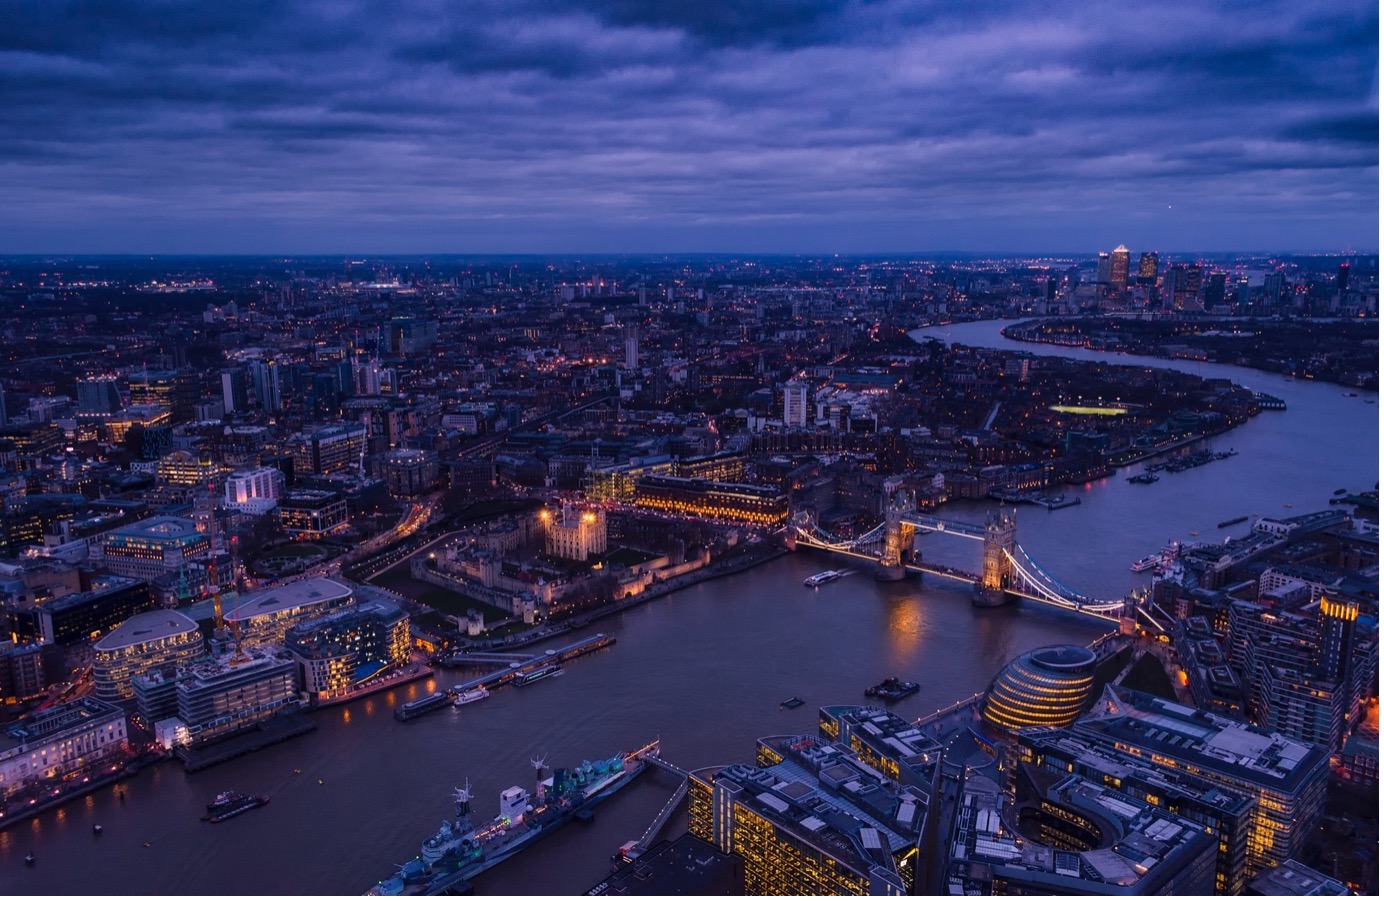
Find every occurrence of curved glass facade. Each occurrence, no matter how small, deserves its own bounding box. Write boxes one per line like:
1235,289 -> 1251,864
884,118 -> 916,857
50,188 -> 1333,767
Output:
982,644 -> 1097,732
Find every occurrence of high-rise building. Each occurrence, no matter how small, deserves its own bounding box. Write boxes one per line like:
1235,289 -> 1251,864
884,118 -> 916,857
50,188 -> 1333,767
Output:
1137,251 -> 1159,283
1205,271 -> 1228,308
783,380 -> 809,428
1096,252 -> 1113,284
219,368 -> 248,414
1170,264 -> 1203,311
1337,262 -> 1350,293
224,466 -> 285,514
1263,272 -> 1286,306
1110,244 -> 1130,289
623,325 -> 639,370
77,377 -> 123,417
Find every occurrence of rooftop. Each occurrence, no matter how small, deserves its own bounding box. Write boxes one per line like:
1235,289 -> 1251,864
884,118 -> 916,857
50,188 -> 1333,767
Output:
224,577 -> 352,624
1075,686 -> 1325,792
93,609 -> 200,652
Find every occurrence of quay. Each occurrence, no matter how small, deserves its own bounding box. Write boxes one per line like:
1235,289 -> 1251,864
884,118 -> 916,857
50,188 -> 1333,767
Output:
987,488 -> 1081,510
399,633 -> 617,719
177,713 -> 318,773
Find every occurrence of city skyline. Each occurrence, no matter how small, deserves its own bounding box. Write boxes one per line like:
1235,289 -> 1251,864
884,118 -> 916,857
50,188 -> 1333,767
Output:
2,0 -> 1377,254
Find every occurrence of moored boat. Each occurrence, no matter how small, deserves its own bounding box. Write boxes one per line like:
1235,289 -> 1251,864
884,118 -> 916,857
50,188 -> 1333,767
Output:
202,791 -> 269,823
367,742 -> 658,896
452,686 -> 490,707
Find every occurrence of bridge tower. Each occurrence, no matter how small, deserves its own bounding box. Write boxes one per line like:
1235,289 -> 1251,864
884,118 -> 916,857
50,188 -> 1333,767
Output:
877,481 -> 916,582
975,510 -> 1017,607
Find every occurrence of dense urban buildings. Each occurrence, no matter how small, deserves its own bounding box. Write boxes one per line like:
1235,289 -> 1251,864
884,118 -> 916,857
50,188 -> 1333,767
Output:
0,252 -> 1374,894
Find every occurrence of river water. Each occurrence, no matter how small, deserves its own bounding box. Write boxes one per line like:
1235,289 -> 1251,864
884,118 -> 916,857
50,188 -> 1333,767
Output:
3,319 -> 1376,895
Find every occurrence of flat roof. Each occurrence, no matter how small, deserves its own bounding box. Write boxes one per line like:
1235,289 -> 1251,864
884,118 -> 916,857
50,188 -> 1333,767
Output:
94,609 -> 200,652
224,577 -> 352,623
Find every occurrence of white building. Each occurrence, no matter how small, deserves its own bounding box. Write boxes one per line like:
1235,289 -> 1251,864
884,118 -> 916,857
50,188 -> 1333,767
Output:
224,466 -> 285,514
0,698 -> 128,801
783,380 -> 809,429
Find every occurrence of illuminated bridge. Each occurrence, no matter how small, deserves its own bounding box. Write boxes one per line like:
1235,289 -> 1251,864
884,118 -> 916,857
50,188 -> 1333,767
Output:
790,484 -> 1158,630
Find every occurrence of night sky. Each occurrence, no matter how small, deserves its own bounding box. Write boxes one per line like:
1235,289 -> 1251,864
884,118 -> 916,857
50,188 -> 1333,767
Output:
2,1 -> 1377,254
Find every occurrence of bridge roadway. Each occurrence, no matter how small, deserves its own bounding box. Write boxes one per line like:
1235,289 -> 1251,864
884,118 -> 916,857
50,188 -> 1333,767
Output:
793,516 -> 1147,626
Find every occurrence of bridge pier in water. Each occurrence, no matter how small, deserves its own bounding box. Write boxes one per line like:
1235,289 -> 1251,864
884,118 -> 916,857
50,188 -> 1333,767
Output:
975,510 -> 1017,607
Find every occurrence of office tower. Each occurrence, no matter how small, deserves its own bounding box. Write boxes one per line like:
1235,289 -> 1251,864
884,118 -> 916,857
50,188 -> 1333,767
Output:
219,369 -> 248,414
1137,251 -> 1159,283
224,467 -> 286,513
688,734 -> 928,894
1205,271 -> 1228,308
1263,272 -> 1285,306
782,380 -> 809,428
1337,262 -> 1350,292
1171,264 -> 1203,310
1096,251 -> 1112,284
1015,727 -> 1255,894
1074,686 -> 1327,875
623,325 -> 639,370
1110,244 -> 1130,289
77,377 -> 123,416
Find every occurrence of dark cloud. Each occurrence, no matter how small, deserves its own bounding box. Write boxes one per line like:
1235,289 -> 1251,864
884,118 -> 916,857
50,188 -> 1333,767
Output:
0,0 -> 1374,252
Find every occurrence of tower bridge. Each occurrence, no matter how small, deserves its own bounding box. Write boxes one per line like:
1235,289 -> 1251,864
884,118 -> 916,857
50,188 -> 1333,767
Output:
790,497 -> 1159,631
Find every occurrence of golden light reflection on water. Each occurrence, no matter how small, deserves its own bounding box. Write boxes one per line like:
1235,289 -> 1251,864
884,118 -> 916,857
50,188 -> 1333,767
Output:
886,597 -> 927,656
342,709 -> 351,725
0,827 -> 10,851
364,700 -> 374,716
55,808 -> 65,823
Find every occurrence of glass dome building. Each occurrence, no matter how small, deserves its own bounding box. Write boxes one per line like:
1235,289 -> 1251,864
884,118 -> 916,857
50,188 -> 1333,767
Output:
981,644 -> 1098,732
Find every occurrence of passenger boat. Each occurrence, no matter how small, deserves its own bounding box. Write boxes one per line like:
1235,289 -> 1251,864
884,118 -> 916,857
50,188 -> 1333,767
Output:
1130,554 -> 1161,573
517,665 -> 562,686
803,570 -> 843,587
453,687 -> 491,707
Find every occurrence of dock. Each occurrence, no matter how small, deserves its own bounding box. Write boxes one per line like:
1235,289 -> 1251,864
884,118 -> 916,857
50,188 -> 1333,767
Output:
177,713 -> 318,773
987,489 -> 1082,510
395,633 -> 617,719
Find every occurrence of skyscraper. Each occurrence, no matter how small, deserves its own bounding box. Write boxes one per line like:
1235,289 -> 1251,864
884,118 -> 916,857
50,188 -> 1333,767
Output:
1337,262 -> 1350,293
1096,251 -> 1112,284
623,325 -> 639,370
1110,244 -> 1130,289
782,380 -> 809,428
1137,251 -> 1159,284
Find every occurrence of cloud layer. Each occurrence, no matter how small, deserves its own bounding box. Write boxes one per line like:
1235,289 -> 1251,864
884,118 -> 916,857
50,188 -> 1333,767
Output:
0,0 -> 1376,253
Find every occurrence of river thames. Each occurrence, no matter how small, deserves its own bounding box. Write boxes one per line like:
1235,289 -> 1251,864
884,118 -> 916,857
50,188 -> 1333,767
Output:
3,319 -> 1376,895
